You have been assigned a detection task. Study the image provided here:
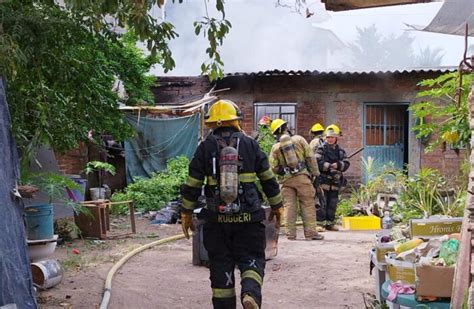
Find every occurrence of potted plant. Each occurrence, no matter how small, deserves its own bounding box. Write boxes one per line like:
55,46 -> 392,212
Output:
84,161 -> 116,200
23,172 -> 84,240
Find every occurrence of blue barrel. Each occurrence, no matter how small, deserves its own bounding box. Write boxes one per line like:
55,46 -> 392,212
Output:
25,204 -> 54,240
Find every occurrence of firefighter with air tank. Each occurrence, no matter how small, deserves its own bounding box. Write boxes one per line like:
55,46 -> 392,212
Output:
180,100 -> 283,309
269,119 -> 324,241
314,124 -> 350,231
309,123 -> 325,150
309,122 -> 327,232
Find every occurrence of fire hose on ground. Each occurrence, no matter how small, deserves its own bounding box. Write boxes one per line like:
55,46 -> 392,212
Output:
99,233 -> 186,309
98,220 -> 305,308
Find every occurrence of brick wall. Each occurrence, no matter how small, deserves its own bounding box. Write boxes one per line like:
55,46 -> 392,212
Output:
216,72 -> 463,183
55,77 -> 211,190
56,143 -> 88,176
152,76 -> 212,104
55,72 -> 464,187
421,146 -> 466,178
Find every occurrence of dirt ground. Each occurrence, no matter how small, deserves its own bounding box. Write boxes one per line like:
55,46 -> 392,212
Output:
38,216 -> 376,309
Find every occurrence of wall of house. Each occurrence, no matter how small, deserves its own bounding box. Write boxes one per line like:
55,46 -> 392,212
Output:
56,73 -> 465,189
56,142 -> 127,196
216,72 -> 464,184
55,77 -> 211,192
151,76 -> 212,104
56,143 -> 88,175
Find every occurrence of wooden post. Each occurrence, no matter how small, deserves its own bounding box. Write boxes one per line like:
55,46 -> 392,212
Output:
451,80 -> 474,307
129,201 -> 136,234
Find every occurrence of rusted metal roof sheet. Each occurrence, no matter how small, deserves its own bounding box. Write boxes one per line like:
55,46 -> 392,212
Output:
322,0 -> 432,11
225,67 -> 456,77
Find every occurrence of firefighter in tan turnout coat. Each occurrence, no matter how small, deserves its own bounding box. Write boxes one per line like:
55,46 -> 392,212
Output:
268,119 -> 324,241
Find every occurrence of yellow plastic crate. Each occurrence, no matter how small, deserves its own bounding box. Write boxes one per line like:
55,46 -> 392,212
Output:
342,216 -> 381,230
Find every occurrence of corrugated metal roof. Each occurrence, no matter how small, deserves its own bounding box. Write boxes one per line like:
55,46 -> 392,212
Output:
407,0 -> 474,37
225,66 -> 457,77
322,0 -> 431,12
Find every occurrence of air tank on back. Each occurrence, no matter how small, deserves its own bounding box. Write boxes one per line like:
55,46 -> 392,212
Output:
280,134 -> 298,169
219,146 -> 239,203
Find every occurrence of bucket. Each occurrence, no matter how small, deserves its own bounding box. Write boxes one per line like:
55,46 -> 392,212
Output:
25,204 -> 54,240
27,235 -> 58,262
31,259 -> 63,289
90,188 -> 106,200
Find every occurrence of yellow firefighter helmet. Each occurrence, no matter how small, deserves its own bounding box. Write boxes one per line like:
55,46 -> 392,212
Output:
205,100 -> 242,125
270,119 -> 287,134
325,124 -> 341,137
310,123 -> 325,134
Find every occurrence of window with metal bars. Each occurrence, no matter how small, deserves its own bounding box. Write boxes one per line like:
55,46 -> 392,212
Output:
254,103 -> 296,133
365,105 -> 405,146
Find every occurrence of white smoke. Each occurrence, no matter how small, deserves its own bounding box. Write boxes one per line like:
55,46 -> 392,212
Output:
149,0 -> 471,76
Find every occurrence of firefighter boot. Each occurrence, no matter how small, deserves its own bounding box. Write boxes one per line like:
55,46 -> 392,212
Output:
242,294 -> 259,309
325,225 -> 339,231
305,232 -> 324,241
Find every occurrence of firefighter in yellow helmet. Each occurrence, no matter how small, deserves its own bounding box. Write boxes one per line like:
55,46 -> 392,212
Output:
180,99 -> 283,309
309,123 -> 325,151
268,119 -> 324,241
315,124 -> 350,231
309,123 -> 326,232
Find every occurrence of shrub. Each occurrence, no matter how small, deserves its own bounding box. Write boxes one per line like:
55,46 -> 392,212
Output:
111,156 -> 189,214
336,198 -> 355,217
393,168 -> 465,221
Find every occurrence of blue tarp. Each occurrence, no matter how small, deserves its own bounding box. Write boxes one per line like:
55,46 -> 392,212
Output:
0,78 -> 37,308
124,113 -> 200,183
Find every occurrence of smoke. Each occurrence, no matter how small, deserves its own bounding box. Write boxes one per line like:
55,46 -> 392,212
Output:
150,0 -> 470,76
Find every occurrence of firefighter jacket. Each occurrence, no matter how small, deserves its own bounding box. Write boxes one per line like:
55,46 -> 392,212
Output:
309,136 -> 325,153
316,143 -> 350,190
269,134 -> 319,183
181,127 -> 282,223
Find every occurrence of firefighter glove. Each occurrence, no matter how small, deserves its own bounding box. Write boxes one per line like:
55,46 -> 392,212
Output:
180,211 -> 194,239
269,206 -> 284,229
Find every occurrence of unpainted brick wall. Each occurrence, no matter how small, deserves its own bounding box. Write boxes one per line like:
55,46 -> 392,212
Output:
152,76 -> 212,104
56,142 -> 88,176
56,73 -> 465,186
216,72 -> 464,183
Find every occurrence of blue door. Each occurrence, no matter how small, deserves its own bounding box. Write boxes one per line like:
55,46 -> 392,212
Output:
363,104 -> 407,181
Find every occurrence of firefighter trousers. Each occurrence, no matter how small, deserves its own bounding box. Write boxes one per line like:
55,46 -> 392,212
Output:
280,174 -> 318,238
203,221 -> 266,309
316,189 -> 339,227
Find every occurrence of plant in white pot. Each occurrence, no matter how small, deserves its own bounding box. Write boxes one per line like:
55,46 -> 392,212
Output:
84,161 -> 116,200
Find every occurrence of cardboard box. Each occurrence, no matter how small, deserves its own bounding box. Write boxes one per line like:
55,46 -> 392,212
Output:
374,242 -> 395,264
410,217 -> 462,238
415,264 -> 455,298
386,255 -> 415,285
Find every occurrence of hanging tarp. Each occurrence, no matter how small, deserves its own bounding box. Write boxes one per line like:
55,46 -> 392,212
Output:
124,113 -> 200,183
0,78 -> 37,308
407,0 -> 474,37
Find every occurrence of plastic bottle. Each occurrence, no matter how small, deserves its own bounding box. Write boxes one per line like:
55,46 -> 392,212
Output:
381,211 -> 393,230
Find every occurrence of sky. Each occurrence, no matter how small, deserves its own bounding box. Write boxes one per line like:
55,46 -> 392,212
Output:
149,0 -> 471,76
